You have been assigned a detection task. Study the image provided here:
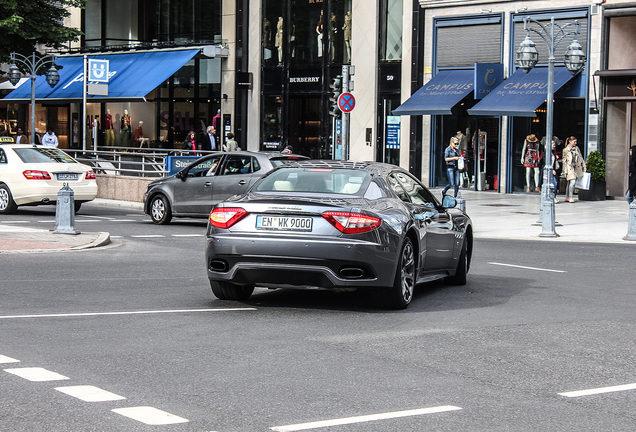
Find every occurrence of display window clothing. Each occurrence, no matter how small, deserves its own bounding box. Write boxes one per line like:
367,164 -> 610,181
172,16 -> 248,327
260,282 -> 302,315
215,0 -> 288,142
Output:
121,113 -> 131,146
105,112 -> 114,147
521,134 -> 540,168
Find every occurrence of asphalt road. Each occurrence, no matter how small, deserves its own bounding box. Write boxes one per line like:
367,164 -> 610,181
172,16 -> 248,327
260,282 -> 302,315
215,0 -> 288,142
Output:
1,202 -> 635,431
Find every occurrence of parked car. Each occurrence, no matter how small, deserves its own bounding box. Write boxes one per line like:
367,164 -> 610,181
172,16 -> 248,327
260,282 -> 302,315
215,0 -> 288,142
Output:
143,151 -> 308,224
0,144 -> 98,214
205,160 -> 473,309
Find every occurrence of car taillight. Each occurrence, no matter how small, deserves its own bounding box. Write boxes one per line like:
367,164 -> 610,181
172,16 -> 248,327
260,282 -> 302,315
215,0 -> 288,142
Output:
23,170 -> 51,180
85,170 -> 96,180
209,207 -> 248,229
322,211 -> 381,234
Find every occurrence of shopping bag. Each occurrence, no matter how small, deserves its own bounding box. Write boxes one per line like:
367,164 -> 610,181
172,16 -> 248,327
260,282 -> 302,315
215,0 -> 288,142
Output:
457,157 -> 467,173
574,172 -> 591,190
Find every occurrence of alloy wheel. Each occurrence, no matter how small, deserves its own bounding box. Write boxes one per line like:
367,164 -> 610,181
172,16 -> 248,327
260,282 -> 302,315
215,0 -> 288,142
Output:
400,240 -> 415,303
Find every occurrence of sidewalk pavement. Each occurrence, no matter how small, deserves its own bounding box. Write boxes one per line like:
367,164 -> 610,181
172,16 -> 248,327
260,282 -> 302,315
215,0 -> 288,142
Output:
0,191 -> 634,253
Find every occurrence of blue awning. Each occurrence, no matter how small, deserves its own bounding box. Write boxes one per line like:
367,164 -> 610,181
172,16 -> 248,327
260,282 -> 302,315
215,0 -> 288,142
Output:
392,70 -> 474,115
4,49 -> 199,102
467,67 -> 576,117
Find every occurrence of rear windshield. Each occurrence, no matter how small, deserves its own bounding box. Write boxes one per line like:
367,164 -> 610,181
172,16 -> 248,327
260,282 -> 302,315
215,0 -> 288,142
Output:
13,147 -> 77,164
270,157 -> 308,168
256,167 -> 370,195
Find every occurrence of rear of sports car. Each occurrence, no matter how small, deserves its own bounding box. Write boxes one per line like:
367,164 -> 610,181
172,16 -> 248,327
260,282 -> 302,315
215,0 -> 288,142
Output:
205,166 -> 403,294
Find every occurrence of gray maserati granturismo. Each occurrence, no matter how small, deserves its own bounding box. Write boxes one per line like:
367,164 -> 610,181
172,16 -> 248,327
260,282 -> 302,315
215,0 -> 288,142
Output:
205,160 -> 473,309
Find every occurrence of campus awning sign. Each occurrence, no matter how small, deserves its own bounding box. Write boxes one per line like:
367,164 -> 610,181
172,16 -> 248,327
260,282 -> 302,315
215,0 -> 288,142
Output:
467,67 -> 576,117
392,69 -> 474,116
474,63 -> 504,100
4,49 -> 199,102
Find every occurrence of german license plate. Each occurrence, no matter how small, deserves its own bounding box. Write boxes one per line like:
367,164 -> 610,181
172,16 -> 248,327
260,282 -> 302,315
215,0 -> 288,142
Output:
57,173 -> 79,181
256,215 -> 313,232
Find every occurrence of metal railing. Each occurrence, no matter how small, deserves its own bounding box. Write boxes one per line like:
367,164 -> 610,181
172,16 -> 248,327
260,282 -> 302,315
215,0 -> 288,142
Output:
67,146 -> 206,178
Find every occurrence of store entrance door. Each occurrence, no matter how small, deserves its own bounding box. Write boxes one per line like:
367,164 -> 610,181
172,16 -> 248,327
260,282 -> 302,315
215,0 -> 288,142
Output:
288,96 -> 323,158
606,101 -> 635,198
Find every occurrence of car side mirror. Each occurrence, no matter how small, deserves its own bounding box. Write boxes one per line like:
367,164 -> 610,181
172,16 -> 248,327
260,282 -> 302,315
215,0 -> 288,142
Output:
442,195 -> 457,208
176,170 -> 186,181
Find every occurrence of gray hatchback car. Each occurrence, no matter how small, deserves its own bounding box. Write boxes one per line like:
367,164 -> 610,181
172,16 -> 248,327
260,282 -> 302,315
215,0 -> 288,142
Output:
144,151 -> 308,224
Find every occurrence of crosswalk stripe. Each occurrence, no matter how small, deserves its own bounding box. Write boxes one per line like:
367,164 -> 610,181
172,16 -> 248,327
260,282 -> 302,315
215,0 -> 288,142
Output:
112,406 -> 188,425
0,354 -> 20,363
55,385 -> 126,402
4,367 -> 69,382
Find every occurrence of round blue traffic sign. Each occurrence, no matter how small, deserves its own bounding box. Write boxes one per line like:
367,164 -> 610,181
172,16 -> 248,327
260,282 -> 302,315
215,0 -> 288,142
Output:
337,92 -> 356,113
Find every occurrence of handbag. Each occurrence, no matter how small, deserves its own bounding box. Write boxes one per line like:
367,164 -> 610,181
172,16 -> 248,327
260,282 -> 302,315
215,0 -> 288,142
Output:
457,157 -> 467,173
575,172 -> 591,190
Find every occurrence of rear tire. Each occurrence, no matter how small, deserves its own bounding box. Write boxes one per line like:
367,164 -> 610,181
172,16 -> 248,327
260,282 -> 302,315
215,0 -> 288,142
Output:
445,241 -> 468,285
210,281 -> 254,301
373,237 -> 415,310
0,184 -> 17,214
74,202 -> 82,213
150,194 -> 172,224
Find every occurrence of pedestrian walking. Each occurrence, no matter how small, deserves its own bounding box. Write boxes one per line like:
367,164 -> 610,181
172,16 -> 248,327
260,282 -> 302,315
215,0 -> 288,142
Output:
562,136 -> 586,203
628,146 -> 636,204
540,136 -> 561,203
202,126 -> 217,151
442,136 -> 461,198
223,133 -> 238,152
41,128 -> 58,147
183,130 -> 198,155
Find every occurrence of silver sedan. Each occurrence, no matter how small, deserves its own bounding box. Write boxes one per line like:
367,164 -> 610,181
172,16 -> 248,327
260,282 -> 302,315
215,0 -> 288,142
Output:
205,160 -> 473,309
143,151 -> 307,224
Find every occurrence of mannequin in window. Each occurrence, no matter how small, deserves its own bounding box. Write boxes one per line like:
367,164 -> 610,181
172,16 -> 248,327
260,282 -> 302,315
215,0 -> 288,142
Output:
275,17 -> 284,66
105,109 -> 114,147
329,12 -> 337,61
134,121 -> 149,148
263,18 -> 272,61
316,10 -> 324,58
521,134 -> 541,192
120,109 -> 131,146
343,11 -> 352,63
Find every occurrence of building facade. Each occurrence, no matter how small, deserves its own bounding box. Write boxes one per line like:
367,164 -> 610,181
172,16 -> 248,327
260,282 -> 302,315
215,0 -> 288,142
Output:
3,0 -> 633,199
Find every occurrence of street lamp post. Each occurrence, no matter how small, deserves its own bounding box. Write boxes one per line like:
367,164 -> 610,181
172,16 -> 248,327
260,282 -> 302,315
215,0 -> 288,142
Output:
515,17 -> 586,237
7,52 -> 60,145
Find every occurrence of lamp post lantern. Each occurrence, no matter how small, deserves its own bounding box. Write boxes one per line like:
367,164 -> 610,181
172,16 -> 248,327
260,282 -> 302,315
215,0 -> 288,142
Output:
515,17 -> 586,237
8,52 -> 60,145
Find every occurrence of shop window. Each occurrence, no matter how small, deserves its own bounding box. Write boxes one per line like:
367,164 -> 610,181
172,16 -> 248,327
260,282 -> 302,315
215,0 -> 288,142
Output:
263,95 -> 283,149
379,0 -> 402,62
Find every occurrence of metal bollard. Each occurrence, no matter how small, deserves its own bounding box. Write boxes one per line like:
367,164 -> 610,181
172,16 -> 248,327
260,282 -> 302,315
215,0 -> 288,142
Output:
456,193 -> 466,213
624,200 -> 636,241
54,183 -> 80,235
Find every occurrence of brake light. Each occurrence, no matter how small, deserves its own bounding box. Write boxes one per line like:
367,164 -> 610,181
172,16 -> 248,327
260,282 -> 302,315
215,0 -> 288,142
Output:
322,211 -> 381,234
209,207 -> 248,228
23,170 -> 51,180
85,170 -> 96,180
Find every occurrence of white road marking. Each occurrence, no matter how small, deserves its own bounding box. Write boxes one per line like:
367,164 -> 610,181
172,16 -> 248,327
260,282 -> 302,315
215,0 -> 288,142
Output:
107,219 -> 137,222
0,308 -> 256,320
0,220 -> 29,223
172,234 -> 205,237
4,367 -> 69,382
0,225 -> 48,233
270,406 -> 463,431
559,383 -> 636,398
112,406 -> 188,425
488,262 -> 567,273
55,385 -> 126,402
37,220 -> 56,223
110,235 -> 124,238
130,235 -> 165,238
0,354 -> 20,363
73,220 -> 101,223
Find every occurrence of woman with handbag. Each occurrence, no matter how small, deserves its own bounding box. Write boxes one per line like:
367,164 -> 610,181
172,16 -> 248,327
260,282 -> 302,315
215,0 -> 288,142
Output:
442,136 -> 461,198
562,136 -> 586,203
